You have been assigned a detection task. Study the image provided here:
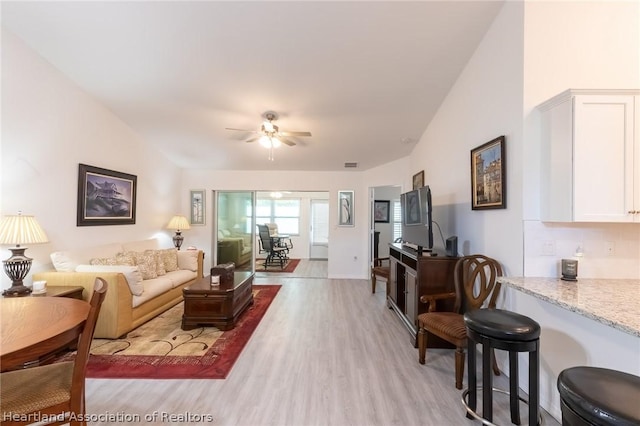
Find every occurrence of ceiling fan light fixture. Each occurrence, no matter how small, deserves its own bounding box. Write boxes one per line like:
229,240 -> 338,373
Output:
259,135 -> 271,148
262,121 -> 275,133
271,137 -> 281,148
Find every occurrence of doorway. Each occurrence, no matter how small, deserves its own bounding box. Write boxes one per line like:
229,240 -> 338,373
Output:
370,185 -> 401,263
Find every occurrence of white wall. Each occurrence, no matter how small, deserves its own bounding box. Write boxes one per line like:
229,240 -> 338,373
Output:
409,2 -> 525,276
516,2 -> 640,421
522,0 -> 640,279
1,29 -> 182,291
180,169 -> 372,279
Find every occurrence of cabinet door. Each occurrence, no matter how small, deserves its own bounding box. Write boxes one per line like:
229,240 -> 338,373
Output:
405,269 -> 418,330
574,95 -> 636,222
389,258 -> 398,304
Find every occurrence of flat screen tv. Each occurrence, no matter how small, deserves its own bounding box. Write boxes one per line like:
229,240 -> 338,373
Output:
400,185 -> 433,253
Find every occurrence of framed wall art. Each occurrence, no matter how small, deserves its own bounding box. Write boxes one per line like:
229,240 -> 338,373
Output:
412,170 -> 424,190
471,135 -> 506,210
77,163 -> 137,226
190,189 -> 206,225
338,190 -> 354,227
374,200 -> 390,223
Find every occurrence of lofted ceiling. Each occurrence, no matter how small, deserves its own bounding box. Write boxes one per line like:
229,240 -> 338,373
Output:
1,1 -> 503,171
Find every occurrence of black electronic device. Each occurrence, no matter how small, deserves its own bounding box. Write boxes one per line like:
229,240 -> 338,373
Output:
446,236 -> 458,257
400,186 -> 433,253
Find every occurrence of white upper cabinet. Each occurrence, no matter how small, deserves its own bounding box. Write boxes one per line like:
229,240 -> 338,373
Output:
538,89 -> 639,222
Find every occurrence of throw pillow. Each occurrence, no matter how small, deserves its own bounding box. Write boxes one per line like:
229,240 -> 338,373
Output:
146,249 -> 166,276
115,251 -> 136,266
75,265 -> 144,296
130,251 -> 158,280
160,248 -> 179,272
90,257 -> 117,266
177,249 -> 199,272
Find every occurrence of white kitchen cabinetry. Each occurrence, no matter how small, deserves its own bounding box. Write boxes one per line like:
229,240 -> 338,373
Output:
538,89 -> 639,222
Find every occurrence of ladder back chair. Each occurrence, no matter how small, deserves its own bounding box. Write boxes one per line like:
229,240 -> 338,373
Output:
417,255 -> 502,389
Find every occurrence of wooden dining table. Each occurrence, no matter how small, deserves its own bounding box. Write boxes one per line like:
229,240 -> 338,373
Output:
0,296 -> 90,372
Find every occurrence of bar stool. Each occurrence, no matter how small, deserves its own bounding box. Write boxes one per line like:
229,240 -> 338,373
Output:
557,366 -> 640,425
462,308 -> 542,426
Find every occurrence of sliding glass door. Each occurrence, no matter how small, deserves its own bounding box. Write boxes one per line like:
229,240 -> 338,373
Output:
215,191 -> 254,272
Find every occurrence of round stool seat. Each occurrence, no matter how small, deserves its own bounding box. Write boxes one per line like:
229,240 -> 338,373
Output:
558,367 -> 640,425
464,308 -> 540,341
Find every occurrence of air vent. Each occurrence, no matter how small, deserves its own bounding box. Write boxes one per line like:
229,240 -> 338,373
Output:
344,162 -> 358,168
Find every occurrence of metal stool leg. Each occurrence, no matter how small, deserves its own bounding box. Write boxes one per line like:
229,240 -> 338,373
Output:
509,351 -> 521,425
467,337 -> 477,419
529,342 -> 540,426
483,340 -> 493,422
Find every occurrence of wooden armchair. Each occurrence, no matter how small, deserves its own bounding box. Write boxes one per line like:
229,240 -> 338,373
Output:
417,255 -> 502,389
1,278 -> 108,425
371,257 -> 390,294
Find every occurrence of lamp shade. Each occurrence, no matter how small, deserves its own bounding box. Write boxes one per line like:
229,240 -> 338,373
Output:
167,215 -> 191,231
0,212 -> 49,246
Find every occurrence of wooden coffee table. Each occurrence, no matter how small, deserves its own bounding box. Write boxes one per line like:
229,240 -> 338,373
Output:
181,271 -> 254,331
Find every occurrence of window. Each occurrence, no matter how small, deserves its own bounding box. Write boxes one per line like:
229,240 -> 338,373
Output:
255,198 -> 301,235
393,200 -> 401,241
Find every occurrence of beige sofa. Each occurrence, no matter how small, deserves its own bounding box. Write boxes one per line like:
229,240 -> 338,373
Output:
33,238 -> 203,339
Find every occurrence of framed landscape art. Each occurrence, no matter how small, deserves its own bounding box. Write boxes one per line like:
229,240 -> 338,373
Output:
77,163 -> 137,226
471,136 -> 506,210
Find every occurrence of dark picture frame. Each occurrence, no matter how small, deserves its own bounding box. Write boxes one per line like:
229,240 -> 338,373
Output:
374,200 -> 390,223
412,170 -> 425,190
471,136 -> 506,210
77,163 -> 137,226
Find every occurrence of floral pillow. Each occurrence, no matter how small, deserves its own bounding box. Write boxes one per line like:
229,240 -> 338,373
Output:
159,248 -> 179,272
146,249 -> 166,276
90,257 -> 117,266
129,251 -> 157,280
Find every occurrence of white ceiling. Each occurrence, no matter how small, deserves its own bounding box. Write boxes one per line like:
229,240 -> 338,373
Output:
2,1 -> 503,171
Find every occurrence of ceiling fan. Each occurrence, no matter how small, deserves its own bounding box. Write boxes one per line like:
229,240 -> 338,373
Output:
226,111 -> 312,160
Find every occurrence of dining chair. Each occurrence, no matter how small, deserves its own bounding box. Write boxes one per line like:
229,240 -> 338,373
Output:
265,222 -> 293,252
371,257 -> 390,294
0,278 -> 108,426
416,255 -> 502,389
257,224 -> 288,269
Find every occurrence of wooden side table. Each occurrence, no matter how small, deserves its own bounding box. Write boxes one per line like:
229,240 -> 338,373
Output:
2,285 -> 84,300
182,271 -> 254,331
32,286 -> 84,300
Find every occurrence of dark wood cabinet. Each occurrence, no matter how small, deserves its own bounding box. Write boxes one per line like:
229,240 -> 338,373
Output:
387,244 -> 457,346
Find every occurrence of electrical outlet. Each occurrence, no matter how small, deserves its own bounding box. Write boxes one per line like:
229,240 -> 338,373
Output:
604,241 -> 615,256
541,240 -> 556,256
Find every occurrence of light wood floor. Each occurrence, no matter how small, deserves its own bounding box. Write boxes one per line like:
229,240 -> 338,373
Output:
85,267 -> 559,425
254,258 -> 328,279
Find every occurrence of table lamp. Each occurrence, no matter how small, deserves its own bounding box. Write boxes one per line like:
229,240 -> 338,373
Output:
0,212 -> 50,297
167,215 -> 190,250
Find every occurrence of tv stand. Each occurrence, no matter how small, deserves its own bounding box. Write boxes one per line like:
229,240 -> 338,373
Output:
387,243 -> 457,346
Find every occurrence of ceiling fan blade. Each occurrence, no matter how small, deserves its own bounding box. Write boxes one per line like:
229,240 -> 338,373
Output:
279,131 -> 312,137
245,137 -> 258,143
280,138 -> 296,147
226,127 -> 257,133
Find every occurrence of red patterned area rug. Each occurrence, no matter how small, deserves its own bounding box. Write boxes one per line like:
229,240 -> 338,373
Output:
75,285 -> 280,379
255,258 -> 300,273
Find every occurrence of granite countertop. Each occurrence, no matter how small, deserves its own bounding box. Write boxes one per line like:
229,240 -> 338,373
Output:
497,277 -> 640,337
